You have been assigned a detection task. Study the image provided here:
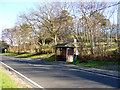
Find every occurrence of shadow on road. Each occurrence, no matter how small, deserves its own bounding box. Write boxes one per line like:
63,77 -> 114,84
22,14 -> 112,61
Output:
2,57 -> 120,88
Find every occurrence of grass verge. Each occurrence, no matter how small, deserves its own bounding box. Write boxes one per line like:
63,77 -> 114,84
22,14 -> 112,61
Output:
66,60 -> 120,71
0,53 -> 54,59
1,53 -> 119,71
0,53 -> 18,56
0,69 -> 18,89
42,55 -> 119,71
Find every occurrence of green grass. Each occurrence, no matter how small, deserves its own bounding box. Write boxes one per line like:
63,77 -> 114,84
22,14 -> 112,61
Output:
16,53 -> 33,58
1,52 -> 55,61
16,53 -> 53,59
66,60 -> 120,71
26,54 -> 54,59
0,69 -> 18,89
43,55 -> 55,61
0,53 -> 54,59
0,53 -> 18,56
1,53 -> 119,70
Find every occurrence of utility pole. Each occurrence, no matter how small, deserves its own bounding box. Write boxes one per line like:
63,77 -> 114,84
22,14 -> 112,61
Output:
74,39 -> 78,62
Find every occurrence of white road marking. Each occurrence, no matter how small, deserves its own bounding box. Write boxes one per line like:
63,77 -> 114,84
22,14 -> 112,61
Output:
0,61 -> 45,89
1,55 -> 119,83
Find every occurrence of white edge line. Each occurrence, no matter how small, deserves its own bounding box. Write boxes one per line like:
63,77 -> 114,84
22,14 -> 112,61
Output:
0,61 -> 45,89
1,60 -> 119,87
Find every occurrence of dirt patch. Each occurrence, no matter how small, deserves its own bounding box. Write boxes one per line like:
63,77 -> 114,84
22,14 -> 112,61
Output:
0,66 -> 32,88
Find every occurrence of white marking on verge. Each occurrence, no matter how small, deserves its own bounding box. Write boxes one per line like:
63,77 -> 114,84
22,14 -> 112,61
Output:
0,62 -> 45,89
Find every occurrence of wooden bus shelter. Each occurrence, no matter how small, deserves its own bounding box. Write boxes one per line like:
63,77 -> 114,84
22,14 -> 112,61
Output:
55,43 -> 75,62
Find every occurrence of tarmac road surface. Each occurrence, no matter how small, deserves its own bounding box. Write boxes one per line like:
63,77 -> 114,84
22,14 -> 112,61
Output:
0,55 -> 119,88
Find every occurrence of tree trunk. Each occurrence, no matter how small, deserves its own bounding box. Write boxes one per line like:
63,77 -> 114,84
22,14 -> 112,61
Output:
18,40 -> 21,54
90,32 -> 94,55
90,39 -> 94,55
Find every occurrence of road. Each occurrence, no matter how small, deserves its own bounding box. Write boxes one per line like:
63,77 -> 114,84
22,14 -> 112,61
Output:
0,55 -> 119,88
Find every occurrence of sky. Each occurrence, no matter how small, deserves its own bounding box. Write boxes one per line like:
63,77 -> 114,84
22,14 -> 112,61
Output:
0,2 -> 36,28
0,1 -> 38,37
0,0 -> 119,40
